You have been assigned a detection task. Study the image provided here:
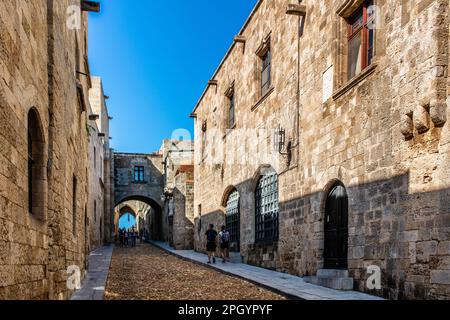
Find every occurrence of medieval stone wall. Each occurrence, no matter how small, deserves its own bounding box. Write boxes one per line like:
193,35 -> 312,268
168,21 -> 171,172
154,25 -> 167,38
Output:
0,0 -> 93,299
87,77 -> 110,250
113,153 -> 164,207
192,0 -> 450,299
170,167 -> 195,250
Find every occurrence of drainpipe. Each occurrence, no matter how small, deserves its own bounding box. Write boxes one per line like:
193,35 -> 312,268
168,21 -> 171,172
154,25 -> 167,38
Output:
281,0 -> 306,174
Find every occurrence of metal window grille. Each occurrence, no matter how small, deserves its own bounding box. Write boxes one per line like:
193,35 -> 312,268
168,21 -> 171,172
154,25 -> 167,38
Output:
261,49 -> 271,96
134,166 -> 145,182
229,93 -> 235,129
255,172 -> 279,243
225,190 -> 240,246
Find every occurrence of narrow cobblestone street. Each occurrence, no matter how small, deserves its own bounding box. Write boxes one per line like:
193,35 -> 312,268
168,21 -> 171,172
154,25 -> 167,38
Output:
104,244 -> 286,300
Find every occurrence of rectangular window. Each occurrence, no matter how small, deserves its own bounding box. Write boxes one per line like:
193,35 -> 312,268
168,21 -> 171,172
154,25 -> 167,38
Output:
72,176 -> 77,236
94,147 -> 96,169
201,121 -> 207,158
228,91 -> 235,129
347,0 -> 374,80
134,166 -> 145,182
94,200 -> 97,223
261,49 -> 271,96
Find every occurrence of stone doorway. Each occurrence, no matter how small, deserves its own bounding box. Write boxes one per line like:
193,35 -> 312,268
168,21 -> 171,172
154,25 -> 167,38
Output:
323,181 -> 349,270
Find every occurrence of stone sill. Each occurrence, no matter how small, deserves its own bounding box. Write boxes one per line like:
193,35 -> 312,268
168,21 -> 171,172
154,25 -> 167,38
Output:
132,181 -> 147,185
332,63 -> 377,101
222,124 -> 237,140
251,86 -> 275,111
253,240 -> 279,247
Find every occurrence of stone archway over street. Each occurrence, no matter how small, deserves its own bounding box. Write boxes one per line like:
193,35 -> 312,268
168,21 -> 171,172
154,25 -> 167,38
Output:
113,152 -> 165,240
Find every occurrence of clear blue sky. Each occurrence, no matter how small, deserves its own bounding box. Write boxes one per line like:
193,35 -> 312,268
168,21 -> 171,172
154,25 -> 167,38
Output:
119,213 -> 136,230
88,0 -> 258,153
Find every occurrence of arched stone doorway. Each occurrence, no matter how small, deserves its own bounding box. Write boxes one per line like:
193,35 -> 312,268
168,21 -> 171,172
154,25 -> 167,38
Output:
323,181 -> 349,270
114,195 -> 163,241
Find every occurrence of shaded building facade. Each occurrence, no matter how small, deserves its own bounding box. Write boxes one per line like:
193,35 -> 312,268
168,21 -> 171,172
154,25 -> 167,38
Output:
191,0 -> 450,299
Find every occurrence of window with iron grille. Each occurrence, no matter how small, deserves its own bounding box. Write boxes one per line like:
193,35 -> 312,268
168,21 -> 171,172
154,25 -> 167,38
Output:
228,91 -> 235,129
261,48 -> 271,96
255,171 -> 279,243
347,0 -> 374,80
134,166 -> 145,182
225,189 -> 240,248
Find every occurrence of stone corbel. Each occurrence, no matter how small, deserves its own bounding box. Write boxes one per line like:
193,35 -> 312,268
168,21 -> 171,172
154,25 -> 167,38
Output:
400,111 -> 414,140
234,35 -> 246,53
414,99 -> 430,134
430,98 -> 447,127
208,80 -> 218,94
286,3 -> 307,16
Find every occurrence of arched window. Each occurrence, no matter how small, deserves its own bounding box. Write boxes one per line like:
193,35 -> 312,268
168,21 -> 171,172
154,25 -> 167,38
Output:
255,171 -> 279,243
27,108 -> 45,219
225,189 -> 240,249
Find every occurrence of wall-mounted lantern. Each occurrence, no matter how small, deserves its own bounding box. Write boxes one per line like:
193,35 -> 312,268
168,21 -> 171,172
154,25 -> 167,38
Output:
274,125 -> 286,154
274,125 -> 293,165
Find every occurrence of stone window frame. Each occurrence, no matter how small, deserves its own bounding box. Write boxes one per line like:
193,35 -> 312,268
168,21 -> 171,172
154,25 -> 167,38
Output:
253,32 -> 275,110
201,120 -> 207,160
133,166 -> 145,183
332,0 -> 378,100
224,81 -> 236,130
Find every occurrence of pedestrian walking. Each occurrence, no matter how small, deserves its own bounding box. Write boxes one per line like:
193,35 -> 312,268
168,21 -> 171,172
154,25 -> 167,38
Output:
124,230 -> 129,246
205,224 -> 218,264
218,226 -> 230,263
131,228 -> 136,247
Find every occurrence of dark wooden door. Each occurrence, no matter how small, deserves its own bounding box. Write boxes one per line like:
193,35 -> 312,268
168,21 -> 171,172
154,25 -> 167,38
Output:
324,183 -> 349,269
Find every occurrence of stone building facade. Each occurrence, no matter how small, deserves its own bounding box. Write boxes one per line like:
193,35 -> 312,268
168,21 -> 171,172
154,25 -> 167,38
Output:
111,141 -> 195,248
113,152 -> 164,240
161,140 -> 195,249
87,76 -> 112,249
191,0 -> 450,299
0,0 -> 100,299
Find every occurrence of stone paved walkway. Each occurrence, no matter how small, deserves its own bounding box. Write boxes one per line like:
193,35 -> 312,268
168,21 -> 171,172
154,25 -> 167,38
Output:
70,245 -> 114,300
151,241 -> 383,301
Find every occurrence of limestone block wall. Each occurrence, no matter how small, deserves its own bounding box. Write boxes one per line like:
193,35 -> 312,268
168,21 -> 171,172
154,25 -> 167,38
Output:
170,168 -> 195,250
113,153 -> 164,206
192,0 -> 450,299
0,0 -> 92,299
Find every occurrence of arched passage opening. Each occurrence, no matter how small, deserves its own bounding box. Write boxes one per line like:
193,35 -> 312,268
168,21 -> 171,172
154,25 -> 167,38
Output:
114,195 -> 163,242
117,205 -> 137,231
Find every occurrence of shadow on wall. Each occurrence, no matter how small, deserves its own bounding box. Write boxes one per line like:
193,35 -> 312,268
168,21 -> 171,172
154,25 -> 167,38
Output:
195,171 -> 450,300
167,187 -> 195,250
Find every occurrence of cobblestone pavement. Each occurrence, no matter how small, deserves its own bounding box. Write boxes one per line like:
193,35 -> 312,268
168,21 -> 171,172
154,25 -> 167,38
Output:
104,243 -> 286,300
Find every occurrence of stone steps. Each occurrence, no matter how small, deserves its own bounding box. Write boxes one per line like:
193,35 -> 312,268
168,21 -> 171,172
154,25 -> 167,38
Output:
304,269 -> 354,291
